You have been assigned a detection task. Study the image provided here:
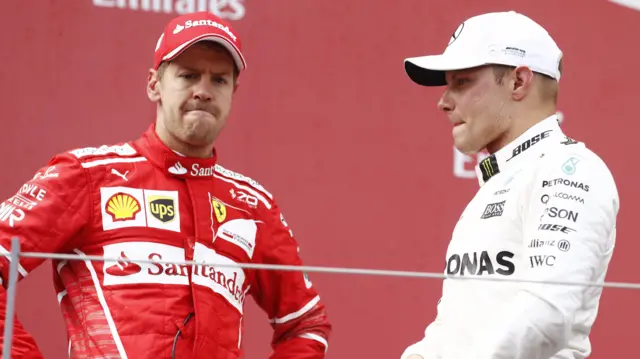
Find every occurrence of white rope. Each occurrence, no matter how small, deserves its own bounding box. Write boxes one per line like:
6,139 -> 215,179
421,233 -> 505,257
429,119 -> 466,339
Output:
12,251 -> 640,290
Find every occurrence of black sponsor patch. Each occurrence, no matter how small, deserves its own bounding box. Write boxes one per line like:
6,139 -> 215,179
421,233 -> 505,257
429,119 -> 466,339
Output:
149,198 -> 175,222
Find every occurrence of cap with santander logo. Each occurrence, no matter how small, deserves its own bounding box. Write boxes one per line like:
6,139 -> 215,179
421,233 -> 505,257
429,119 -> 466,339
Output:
153,11 -> 246,72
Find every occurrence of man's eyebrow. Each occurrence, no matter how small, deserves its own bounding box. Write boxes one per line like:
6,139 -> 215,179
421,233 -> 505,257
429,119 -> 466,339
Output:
447,72 -> 461,82
451,70 -> 473,78
173,64 -> 196,72
212,70 -> 234,76
448,69 -> 477,81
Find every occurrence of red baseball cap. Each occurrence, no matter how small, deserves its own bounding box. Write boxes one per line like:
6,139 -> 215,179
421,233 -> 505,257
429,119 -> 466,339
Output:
153,11 -> 246,72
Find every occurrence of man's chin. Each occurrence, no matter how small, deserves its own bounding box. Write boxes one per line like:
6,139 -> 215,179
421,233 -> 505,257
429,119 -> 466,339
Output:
184,128 -> 218,146
453,140 -> 483,156
183,112 -> 219,130
457,148 -> 481,156
178,122 -> 215,145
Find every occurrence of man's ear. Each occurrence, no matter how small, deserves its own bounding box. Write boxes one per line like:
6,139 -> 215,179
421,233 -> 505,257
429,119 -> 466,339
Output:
147,69 -> 161,102
233,80 -> 240,94
511,66 -> 535,101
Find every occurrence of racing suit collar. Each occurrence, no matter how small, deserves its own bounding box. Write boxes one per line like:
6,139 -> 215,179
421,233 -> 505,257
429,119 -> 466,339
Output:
475,114 -> 564,186
134,124 -> 219,179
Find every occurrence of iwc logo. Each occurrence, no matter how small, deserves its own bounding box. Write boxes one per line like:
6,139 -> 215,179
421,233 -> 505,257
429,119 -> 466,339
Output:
448,22 -> 465,46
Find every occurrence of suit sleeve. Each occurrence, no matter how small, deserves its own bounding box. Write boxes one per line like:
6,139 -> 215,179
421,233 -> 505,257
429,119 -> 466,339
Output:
400,298 -> 445,359
0,153 -> 91,358
250,202 -> 331,359
468,151 -> 619,359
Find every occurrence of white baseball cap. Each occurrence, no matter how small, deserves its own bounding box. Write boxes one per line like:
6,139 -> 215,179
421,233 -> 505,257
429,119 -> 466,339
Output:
404,11 -> 563,86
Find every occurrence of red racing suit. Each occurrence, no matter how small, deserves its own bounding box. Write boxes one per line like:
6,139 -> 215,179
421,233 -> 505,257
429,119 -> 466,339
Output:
0,125 -> 331,359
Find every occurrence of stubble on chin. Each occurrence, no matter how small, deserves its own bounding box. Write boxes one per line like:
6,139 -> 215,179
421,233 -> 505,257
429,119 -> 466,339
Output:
181,118 -> 221,146
181,127 -> 213,146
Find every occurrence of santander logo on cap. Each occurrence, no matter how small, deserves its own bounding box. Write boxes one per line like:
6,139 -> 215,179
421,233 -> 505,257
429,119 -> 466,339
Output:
172,19 -> 238,42
173,24 -> 185,34
153,11 -> 246,72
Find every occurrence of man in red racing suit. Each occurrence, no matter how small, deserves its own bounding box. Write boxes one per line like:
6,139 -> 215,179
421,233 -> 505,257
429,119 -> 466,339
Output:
0,11 -> 331,359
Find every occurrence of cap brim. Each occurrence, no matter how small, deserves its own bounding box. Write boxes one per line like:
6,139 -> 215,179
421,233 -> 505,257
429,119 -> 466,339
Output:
163,33 -> 246,72
404,55 -> 485,86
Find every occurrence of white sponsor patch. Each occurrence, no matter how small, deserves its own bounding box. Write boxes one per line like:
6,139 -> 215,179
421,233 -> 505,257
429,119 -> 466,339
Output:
100,187 -> 181,233
192,243 -> 247,313
70,144 -> 137,158
216,219 -> 257,258
144,189 -> 180,233
100,187 -> 146,231
102,242 -> 189,286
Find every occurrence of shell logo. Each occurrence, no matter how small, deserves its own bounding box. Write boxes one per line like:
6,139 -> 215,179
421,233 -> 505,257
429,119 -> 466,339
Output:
105,193 -> 141,222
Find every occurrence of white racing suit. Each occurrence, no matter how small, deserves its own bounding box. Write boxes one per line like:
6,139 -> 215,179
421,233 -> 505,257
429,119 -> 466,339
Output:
401,115 -> 619,359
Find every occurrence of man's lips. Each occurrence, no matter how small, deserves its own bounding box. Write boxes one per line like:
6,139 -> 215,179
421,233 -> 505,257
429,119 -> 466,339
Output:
186,109 -> 214,116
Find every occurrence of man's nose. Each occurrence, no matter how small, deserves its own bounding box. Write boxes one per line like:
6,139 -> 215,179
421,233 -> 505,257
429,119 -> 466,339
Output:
192,79 -> 213,101
437,90 -> 453,113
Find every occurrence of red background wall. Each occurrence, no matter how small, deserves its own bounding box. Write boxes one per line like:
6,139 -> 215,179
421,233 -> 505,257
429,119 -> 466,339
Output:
1,0 -> 639,358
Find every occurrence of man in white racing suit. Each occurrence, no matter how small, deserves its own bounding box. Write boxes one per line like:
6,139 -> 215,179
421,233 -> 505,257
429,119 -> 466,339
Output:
400,10 -> 619,359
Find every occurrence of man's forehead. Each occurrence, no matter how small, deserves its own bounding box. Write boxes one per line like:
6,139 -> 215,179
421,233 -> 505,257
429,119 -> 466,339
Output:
447,66 -> 487,77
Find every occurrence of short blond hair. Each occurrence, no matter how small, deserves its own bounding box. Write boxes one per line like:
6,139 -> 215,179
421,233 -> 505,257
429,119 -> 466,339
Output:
491,62 -> 561,104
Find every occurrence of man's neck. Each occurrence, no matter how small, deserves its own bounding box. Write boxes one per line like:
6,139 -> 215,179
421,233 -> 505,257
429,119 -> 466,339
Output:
486,108 -> 557,154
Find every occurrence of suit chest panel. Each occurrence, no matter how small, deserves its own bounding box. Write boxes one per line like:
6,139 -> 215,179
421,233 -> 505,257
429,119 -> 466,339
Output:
447,170 -> 529,277
86,164 -> 194,242
83,164 -> 260,265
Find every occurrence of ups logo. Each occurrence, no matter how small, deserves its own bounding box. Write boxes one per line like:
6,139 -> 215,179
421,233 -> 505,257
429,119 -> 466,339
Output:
149,196 -> 175,222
